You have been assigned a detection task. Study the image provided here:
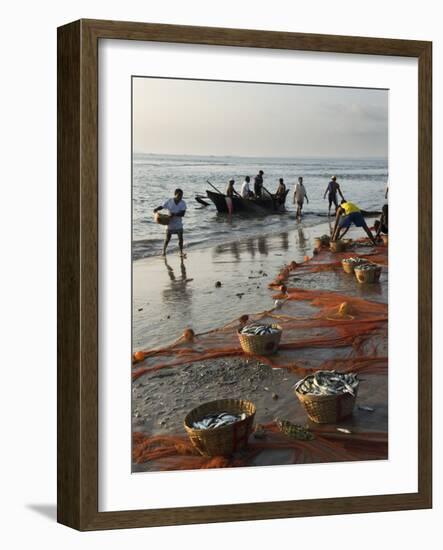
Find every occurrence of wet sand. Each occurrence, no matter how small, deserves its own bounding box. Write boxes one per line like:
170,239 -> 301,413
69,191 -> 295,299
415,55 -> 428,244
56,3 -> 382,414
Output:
133,219 -> 379,350
132,357 -> 387,472
132,219 -> 387,471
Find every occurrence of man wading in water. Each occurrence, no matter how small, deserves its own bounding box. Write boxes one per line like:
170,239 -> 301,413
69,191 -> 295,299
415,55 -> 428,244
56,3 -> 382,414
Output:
323,175 -> 345,215
154,188 -> 187,257
293,176 -> 309,219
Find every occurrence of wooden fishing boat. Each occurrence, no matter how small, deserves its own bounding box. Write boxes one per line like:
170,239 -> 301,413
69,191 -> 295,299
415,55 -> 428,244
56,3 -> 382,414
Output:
205,189 -> 289,214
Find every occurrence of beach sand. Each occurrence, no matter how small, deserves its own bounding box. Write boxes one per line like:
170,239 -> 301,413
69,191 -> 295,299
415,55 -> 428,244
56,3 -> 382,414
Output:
133,219 -> 384,349
132,219 -> 388,471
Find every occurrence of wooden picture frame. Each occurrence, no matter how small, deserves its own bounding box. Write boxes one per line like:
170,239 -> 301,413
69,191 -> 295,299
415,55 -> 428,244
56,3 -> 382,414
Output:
57,19 -> 432,530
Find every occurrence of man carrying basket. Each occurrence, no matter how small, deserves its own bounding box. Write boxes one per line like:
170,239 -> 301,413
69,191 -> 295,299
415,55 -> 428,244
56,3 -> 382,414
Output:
154,188 -> 187,257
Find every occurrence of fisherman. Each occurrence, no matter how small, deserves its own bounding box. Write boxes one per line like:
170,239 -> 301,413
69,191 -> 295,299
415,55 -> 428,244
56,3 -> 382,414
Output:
153,188 -> 187,257
225,178 -> 239,215
240,175 -> 253,198
331,199 -> 377,245
323,175 -> 344,215
254,170 -> 264,198
225,178 -> 238,198
275,178 -> 286,204
374,204 -> 388,241
293,176 -> 309,219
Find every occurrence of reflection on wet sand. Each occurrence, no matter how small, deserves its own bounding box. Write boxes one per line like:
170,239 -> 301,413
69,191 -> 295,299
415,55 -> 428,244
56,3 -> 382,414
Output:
133,218 -> 382,350
295,225 -> 310,254
162,259 -> 193,306
296,226 -> 307,246
214,234 -> 273,261
213,232 -> 295,262
280,232 -> 289,251
257,236 -> 268,256
246,238 -> 256,258
230,241 -> 240,262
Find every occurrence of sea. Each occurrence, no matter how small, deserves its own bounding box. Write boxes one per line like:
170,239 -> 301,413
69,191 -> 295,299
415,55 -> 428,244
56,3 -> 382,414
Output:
132,153 -> 388,259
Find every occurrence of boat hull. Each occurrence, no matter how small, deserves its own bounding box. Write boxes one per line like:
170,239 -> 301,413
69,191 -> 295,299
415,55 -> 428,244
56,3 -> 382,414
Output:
206,190 -> 287,214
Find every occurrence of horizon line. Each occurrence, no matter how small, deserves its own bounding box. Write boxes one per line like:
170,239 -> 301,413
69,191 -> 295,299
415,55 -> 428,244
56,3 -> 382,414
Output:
133,151 -> 388,160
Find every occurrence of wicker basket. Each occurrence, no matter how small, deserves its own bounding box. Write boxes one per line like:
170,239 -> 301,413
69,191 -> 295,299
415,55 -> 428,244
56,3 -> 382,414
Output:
154,212 -> 171,226
314,236 -> 330,249
184,399 -> 256,457
295,387 -> 358,424
341,260 -> 356,274
354,264 -> 382,283
341,258 -> 370,274
238,324 -> 282,356
330,240 -> 346,253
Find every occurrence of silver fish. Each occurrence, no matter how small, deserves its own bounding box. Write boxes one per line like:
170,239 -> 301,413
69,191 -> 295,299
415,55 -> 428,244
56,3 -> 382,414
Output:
192,411 -> 245,430
294,370 -> 359,397
241,323 -> 279,336
336,428 -> 352,434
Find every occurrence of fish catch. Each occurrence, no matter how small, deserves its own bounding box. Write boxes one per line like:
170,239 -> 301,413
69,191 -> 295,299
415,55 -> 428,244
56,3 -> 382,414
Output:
342,257 -> 369,265
241,323 -> 280,336
294,370 -> 359,397
276,419 -> 315,440
354,263 -> 381,271
192,412 -> 246,430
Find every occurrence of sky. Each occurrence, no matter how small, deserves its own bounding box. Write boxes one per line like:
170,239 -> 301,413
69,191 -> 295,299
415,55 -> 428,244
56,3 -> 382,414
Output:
133,77 -> 388,158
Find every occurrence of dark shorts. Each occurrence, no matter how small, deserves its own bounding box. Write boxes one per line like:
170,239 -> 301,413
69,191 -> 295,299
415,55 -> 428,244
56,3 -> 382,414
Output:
339,211 -> 365,228
166,229 -> 183,236
328,192 -> 338,207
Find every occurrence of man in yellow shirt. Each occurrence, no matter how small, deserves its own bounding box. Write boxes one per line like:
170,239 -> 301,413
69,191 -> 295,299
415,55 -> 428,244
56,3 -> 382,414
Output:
332,199 -> 377,245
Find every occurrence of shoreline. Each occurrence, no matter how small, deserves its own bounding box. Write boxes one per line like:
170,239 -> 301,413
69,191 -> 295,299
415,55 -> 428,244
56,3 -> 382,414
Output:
131,230 -> 388,472
133,210 -> 381,261
133,218 -> 378,350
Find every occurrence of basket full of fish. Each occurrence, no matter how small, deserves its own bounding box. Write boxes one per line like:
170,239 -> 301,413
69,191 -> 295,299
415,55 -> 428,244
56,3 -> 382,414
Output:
238,323 -> 282,356
184,399 -> 256,457
354,262 -> 382,284
294,370 -> 359,424
341,256 -> 370,274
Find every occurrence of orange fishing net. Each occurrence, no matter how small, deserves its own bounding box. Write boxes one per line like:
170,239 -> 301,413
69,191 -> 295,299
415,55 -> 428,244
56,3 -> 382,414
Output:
132,239 -> 388,470
133,242 -> 387,380
133,422 -> 388,471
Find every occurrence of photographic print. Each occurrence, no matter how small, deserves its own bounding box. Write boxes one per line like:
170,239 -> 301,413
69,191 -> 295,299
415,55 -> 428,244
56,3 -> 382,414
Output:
131,77 -> 389,473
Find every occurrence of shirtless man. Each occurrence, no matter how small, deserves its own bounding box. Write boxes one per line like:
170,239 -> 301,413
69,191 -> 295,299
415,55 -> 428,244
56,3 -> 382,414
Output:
323,176 -> 345,215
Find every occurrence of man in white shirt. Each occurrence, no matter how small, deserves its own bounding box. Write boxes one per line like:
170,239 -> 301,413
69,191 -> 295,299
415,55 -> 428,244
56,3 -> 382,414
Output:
293,176 -> 309,219
240,176 -> 252,199
153,188 -> 187,257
